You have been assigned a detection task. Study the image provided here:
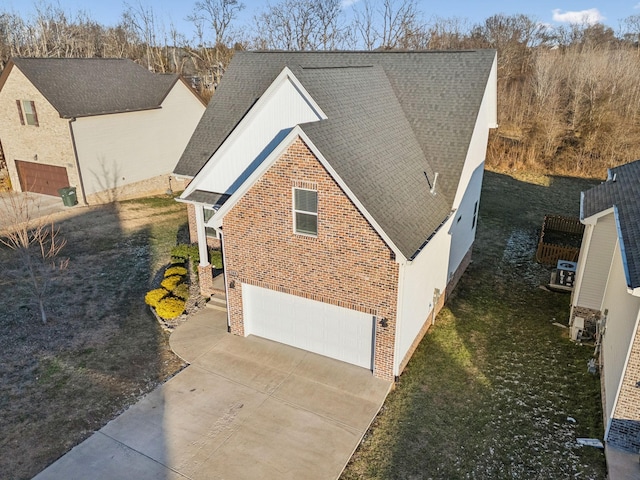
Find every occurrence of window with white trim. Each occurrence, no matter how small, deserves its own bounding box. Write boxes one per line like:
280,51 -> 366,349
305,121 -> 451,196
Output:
293,188 -> 318,236
203,207 -> 218,238
16,100 -> 39,126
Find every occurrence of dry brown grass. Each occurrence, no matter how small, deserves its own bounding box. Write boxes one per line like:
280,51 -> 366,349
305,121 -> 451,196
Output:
0,196 -> 189,479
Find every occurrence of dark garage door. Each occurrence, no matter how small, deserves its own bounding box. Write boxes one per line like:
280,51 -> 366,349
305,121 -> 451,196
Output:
15,160 -> 69,196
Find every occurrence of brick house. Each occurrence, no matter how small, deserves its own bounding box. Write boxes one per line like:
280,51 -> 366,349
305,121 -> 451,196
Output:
0,57 -> 205,204
174,51 -> 498,381
569,159 -> 640,454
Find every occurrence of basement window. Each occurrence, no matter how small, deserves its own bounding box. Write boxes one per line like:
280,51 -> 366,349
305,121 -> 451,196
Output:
17,100 -> 39,126
293,188 -> 317,236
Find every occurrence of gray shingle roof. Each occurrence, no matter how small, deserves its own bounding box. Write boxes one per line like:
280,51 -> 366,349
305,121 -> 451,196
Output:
175,50 -> 495,258
11,57 -> 179,118
582,160 -> 640,289
183,190 -> 230,208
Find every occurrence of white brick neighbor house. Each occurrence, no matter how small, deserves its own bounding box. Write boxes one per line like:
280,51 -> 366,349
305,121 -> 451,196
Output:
570,159 -> 640,454
174,51 -> 498,381
0,57 -> 205,204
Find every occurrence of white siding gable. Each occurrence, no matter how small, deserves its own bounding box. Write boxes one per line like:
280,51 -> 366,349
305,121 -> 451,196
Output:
575,213 -> 618,310
184,68 -> 325,197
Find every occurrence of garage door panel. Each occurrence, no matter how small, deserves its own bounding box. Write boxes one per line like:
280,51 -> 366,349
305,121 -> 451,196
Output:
15,160 -> 69,196
243,285 -> 374,370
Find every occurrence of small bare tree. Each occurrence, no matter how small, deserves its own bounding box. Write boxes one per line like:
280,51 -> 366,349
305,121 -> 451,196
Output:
0,194 -> 68,324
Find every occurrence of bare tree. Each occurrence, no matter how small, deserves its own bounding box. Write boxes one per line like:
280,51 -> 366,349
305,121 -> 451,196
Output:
187,0 -> 244,47
187,0 -> 244,91
122,1 -> 164,70
424,16 -> 473,50
378,0 -> 423,49
351,0 -> 427,50
620,14 -> 640,48
470,14 -> 548,80
0,195 -> 68,324
253,0 -> 347,50
352,0 -> 379,50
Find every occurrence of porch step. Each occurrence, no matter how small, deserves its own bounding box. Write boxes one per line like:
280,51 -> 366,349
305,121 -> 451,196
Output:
207,303 -> 227,312
207,295 -> 227,312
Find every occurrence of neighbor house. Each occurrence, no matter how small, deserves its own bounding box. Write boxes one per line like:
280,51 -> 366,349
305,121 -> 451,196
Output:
173,51 -> 498,381
0,57 -> 205,204
570,159 -> 640,453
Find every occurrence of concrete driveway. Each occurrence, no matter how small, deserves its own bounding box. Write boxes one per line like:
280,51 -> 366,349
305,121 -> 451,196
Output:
34,306 -> 391,479
0,191 -> 73,232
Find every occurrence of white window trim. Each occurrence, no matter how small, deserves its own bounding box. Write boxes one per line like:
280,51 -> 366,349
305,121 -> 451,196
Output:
293,187 -> 318,237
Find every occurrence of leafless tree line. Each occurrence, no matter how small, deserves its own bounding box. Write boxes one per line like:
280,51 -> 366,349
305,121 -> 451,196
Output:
3,0 -> 640,175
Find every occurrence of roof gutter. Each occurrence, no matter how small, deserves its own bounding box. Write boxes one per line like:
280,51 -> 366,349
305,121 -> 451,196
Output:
409,209 -> 456,261
68,118 -> 88,205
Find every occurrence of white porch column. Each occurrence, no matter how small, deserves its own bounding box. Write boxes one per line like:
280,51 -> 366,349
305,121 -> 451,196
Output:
195,205 -> 210,267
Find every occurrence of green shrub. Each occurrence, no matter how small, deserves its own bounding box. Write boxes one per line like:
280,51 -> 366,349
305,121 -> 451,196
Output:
164,266 -> 187,277
171,256 -> 187,265
170,244 -> 200,263
145,288 -> 169,307
170,244 -> 222,269
155,297 -> 186,319
172,283 -> 190,300
210,249 -> 222,268
161,275 -> 183,291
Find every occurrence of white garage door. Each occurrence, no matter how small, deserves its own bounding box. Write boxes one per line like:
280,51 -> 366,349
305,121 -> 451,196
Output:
243,284 -> 375,370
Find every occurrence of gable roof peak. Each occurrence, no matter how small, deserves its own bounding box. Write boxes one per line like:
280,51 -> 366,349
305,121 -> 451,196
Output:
176,49 -> 497,258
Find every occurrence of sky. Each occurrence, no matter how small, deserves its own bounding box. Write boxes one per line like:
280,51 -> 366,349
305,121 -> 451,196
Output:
2,0 -> 640,42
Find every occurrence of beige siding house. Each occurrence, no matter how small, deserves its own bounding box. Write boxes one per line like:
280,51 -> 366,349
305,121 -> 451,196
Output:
0,57 -> 205,204
570,159 -> 640,457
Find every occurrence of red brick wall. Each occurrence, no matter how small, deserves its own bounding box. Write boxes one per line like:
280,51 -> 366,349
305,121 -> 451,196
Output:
222,136 -> 399,380
187,203 -> 198,244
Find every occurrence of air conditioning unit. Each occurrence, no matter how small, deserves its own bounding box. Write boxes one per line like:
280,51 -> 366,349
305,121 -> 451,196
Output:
557,260 -> 577,287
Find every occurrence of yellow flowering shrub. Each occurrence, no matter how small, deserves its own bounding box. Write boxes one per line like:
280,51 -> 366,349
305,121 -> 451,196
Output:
164,266 -> 187,278
155,297 -> 186,319
145,288 -> 169,307
161,275 -> 183,291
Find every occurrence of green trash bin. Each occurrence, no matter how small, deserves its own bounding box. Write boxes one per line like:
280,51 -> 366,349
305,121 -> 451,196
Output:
58,186 -> 78,207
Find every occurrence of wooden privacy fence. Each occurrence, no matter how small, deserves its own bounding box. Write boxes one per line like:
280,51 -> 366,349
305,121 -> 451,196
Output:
535,215 -> 585,265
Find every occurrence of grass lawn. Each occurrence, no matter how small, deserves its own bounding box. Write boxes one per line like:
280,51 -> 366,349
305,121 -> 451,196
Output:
342,170 -> 607,479
0,195 -> 189,479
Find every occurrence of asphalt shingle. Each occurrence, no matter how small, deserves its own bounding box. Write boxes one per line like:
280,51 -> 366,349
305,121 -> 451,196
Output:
582,159 -> 640,288
11,57 -> 179,118
175,50 -> 496,259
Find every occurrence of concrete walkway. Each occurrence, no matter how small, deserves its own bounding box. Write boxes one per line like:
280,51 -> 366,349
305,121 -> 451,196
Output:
34,305 -> 391,480
0,191 -> 79,233
606,445 -> 640,480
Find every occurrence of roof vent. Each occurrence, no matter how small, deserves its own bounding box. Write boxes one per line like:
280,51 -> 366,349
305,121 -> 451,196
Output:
424,171 -> 439,194
612,173 -> 617,182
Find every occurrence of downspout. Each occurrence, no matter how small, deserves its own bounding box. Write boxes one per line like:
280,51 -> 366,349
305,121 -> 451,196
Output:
68,118 -> 88,205
392,258 -> 407,379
